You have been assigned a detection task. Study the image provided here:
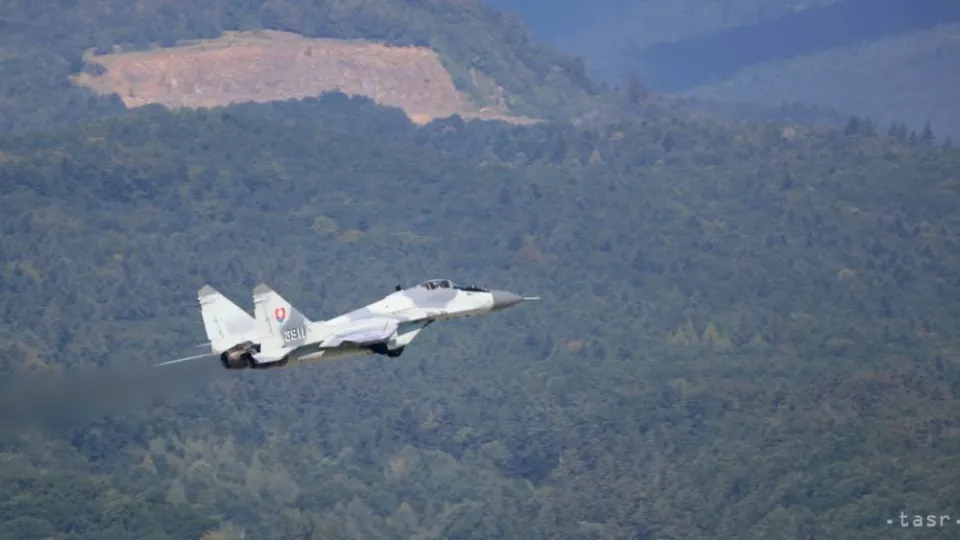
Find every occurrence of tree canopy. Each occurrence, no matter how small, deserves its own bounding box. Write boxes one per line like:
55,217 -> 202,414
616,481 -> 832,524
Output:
0,92 -> 958,538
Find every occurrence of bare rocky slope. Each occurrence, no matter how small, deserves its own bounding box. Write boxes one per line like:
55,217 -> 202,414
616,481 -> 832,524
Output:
71,30 -> 538,125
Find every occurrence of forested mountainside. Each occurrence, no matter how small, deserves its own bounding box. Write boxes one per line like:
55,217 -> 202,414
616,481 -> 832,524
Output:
680,98 -> 853,130
490,0 -> 960,138
1,93 -> 959,539
681,21 -> 960,140
0,0 -> 599,134
484,0 -> 846,51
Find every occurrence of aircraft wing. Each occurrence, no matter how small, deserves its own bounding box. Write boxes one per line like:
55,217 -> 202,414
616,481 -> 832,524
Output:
318,318 -> 398,348
386,308 -> 443,323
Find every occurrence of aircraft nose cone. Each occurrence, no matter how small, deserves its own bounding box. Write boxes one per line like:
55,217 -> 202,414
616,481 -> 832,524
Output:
491,290 -> 524,310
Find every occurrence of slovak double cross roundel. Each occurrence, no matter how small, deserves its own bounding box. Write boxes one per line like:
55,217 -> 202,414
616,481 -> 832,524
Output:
274,307 -> 287,324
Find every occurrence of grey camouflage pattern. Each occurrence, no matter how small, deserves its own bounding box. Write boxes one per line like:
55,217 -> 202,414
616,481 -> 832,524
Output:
253,282 -> 313,350
187,278 -> 538,369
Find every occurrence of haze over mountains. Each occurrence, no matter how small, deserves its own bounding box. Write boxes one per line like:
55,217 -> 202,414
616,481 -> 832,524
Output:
0,1 -> 958,539
485,0 -> 960,138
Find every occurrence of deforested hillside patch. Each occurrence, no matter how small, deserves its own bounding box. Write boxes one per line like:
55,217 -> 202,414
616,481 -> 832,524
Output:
70,30 -> 538,126
3,0 -> 599,133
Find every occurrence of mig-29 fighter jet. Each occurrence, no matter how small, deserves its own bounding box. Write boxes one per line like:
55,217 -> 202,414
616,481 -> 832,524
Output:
157,279 -> 538,371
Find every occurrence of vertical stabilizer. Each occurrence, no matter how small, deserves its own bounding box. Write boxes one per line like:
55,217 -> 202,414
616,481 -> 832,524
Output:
198,285 -> 256,353
253,283 -> 312,352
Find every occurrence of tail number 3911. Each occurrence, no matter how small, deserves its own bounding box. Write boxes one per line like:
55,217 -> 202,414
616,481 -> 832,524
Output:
283,327 -> 307,341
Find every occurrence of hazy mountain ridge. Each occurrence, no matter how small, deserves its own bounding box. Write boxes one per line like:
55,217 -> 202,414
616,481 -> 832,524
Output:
619,0 -> 960,90
682,22 -> 960,139
488,0 -> 960,137
484,0 -> 846,51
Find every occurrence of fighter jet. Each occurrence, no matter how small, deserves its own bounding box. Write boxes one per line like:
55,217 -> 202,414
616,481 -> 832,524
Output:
157,279 -> 538,370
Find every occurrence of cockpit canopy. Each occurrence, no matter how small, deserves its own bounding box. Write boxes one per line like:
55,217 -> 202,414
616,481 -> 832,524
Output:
419,279 -> 452,290
417,279 -> 488,293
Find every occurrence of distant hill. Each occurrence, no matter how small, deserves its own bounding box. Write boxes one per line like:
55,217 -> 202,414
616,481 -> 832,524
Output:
484,0 -> 847,47
489,0 -> 960,138
680,23 -> 960,140
483,0 -> 846,73
0,0 -> 600,133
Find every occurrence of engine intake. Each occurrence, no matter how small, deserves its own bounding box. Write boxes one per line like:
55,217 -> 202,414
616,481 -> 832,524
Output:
369,343 -> 404,358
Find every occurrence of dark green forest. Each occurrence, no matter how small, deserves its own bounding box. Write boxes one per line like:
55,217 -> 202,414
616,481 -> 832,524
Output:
2,0 -> 960,538
1,89 -> 959,539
